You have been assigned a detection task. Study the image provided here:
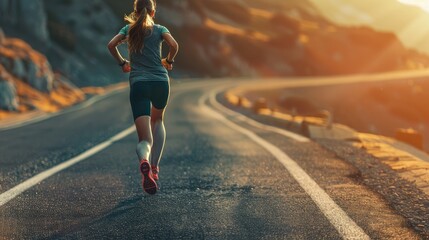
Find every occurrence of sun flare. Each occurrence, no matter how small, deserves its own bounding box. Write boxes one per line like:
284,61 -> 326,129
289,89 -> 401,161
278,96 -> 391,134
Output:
398,0 -> 429,12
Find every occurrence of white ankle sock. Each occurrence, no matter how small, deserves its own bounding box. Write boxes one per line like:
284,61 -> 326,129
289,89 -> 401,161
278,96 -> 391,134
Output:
136,140 -> 152,161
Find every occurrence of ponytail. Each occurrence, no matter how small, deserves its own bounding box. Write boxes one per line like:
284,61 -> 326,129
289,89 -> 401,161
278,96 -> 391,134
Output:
124,0 -> 155,54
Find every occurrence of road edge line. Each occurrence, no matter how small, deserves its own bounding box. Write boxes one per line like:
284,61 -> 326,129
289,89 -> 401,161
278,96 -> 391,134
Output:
199,89 -> 370,240
208,89 -> 310,142
0,126 -> 135,207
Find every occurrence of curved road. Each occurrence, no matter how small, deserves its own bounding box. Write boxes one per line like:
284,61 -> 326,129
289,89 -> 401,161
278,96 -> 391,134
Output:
0,78 -> 422,239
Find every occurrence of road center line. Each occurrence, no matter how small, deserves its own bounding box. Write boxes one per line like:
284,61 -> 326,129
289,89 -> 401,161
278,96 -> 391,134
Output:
199,89 -> 370,240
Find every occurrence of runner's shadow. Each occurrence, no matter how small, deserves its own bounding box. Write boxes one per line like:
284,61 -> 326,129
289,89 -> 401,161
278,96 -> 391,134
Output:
93,195 -> 144,221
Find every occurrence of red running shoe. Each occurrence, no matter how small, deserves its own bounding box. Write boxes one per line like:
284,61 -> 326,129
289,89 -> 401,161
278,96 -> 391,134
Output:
140,160 -> 157,195
151,165 -> 159,181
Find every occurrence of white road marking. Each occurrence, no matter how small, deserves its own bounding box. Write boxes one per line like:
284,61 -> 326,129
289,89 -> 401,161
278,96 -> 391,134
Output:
207,88 -> 310,142
199,90 -> 370,240
0,126 -> 135,207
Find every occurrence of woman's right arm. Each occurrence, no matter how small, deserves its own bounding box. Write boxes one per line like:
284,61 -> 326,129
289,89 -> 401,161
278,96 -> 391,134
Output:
162,33 -> 179,71
107,34 -> 130,73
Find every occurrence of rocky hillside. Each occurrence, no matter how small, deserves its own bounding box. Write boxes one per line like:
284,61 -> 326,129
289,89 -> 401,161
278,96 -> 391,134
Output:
171,0 -> 429,76
0,28 -> 84,114
107,0 -> 429,77
0,0 -> 124,87
1,0 -> 429,101
0,0 -> 125,113
1,0 -> 428,81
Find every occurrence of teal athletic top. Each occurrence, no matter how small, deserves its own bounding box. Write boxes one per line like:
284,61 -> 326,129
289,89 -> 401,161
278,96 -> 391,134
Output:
119,24 -> 170,84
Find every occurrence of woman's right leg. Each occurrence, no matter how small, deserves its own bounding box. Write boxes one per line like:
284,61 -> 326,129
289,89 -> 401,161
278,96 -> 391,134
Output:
149,81 -> 170,180
150,107 -> 166,167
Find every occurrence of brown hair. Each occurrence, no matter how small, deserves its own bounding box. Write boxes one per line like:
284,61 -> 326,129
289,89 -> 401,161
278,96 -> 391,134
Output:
124,0 -> 156,53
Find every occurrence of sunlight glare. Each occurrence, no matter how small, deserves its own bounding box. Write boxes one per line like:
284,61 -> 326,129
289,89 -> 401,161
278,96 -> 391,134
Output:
398,0 -> 429,13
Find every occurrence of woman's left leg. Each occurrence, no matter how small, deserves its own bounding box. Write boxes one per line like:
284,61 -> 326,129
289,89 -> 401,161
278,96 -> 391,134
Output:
130,82 -> 153,161
135,115 -> 157,194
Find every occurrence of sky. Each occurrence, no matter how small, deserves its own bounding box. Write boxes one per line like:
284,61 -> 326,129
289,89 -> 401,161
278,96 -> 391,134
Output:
398,0 -> 429,12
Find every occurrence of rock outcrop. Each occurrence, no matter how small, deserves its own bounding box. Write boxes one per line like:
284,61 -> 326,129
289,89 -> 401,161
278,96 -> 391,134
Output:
0,28 -> 18,111
0,66 -> 18,111
0,37 -> 54,92
0,30 -> 84,114
42,0 -> 123,87
0,81 -> 18,111
0,0 -> 123,88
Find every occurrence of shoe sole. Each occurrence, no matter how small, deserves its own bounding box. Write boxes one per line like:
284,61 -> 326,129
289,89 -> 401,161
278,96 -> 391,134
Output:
140,161 -> 157,195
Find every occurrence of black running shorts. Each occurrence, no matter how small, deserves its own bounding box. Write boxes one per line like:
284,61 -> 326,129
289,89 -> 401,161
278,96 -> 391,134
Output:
129,81 -> 170,120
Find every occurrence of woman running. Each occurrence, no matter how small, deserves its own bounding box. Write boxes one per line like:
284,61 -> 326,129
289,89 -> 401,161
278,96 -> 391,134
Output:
107,0 -> 179,195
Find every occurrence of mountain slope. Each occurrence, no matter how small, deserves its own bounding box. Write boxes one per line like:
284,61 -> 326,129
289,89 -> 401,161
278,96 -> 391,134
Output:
0,0 -> 124,87
105,0 -> 429,77
308,0 -> 429,55
2,0 -> 429,83
163,0 -> 429,76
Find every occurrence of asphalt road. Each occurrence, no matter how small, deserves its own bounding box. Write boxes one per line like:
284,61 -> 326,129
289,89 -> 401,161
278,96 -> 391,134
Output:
0,79 -> 422,239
